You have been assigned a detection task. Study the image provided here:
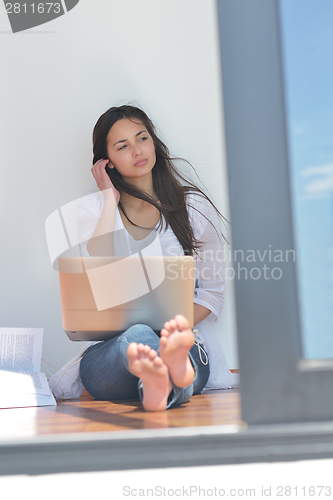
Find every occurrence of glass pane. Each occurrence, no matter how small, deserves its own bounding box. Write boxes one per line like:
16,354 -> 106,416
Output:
279,0 -> 333,358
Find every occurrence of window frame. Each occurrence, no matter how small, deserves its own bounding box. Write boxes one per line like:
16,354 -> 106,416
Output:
217,0 -> 333,425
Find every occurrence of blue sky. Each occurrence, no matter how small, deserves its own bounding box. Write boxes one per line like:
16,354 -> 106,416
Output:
279,0 -> 333,358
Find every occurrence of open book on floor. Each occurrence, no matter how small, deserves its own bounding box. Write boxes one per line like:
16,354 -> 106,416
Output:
0,328 -> 56,409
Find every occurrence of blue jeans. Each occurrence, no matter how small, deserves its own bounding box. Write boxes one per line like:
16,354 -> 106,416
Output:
79,324 -> 210,409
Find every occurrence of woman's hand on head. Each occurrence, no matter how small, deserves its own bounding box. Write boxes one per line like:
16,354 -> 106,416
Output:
91,159 -> 120,204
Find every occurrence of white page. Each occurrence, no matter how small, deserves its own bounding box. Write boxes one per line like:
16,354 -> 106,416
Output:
0,371 -> 56,409
0,328 -> 43,372
0,393 -> 56,409
0,370 -> 50,396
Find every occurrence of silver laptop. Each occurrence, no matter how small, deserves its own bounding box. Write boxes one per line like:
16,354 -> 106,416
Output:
58,256 -> 194,341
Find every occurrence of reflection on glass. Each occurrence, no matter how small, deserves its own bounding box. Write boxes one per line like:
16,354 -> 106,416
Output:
279,0 -> 333,358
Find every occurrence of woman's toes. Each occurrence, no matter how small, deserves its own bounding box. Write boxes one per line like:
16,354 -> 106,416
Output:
174,314 -> 190,331
127,342 -> 138,358
163,321 -> 171,332
137,343 -> 147,357
148,348 -> 158,360
160,328 -> 169,338
153,356 -> 164,368
159,336 -> 168,347
169,319 -> 177,332
143,345 -> 150,356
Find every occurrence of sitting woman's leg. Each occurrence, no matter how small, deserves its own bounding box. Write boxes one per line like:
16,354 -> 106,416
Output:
127,343 -> 172,411
159,314 -> 195,388
80,315 -> 210,411
128,315 -> 209,411
160,314 -> 210,407
80,324 -> 160,401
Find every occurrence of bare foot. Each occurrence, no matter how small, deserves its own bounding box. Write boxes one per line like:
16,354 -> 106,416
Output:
127,343 -> 172,411
160,314 -> 195,388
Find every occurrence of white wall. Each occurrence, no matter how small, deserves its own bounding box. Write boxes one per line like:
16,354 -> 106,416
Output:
0,0 -> 238,374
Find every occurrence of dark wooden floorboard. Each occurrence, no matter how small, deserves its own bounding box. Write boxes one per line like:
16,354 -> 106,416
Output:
0,389 -> 241,441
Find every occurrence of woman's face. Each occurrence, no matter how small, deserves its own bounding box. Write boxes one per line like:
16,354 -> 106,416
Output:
106,118 -> 156,182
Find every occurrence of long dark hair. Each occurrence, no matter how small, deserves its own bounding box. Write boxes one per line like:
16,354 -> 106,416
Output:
92,105 -> 226,255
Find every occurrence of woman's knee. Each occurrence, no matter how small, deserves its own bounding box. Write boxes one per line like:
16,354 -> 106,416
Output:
122,324 -> 160,350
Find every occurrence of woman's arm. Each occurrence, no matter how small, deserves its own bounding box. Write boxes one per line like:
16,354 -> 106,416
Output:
193,303 -> 211,326
187,193 -> 227,323
86,159 -> 120,256
86,196 -> 117,256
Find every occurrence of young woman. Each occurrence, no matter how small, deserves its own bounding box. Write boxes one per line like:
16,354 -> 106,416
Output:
49,105 -> 238,410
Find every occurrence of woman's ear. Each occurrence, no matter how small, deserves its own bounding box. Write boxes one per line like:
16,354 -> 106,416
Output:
107,160 -> 115,169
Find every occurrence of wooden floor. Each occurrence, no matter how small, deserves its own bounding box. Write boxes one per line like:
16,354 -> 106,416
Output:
0,389 -> 241,441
